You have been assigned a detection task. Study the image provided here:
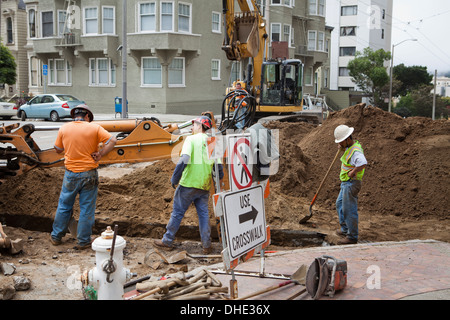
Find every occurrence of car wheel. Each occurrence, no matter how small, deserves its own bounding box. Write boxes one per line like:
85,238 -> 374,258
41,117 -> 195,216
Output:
20,111 -> 27,121
50,111 -> 60,122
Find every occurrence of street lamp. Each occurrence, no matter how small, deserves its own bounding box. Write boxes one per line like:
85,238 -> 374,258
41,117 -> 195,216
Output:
388,38 -> 418,112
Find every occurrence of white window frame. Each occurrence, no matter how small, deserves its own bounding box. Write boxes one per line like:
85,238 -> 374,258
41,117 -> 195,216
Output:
318,32 -> 324,51
168,57 -> 185,87
57,10 -> 69,37
212,11 -> 221,33
305,67 -> 313,86
28,7 -> 37,39
89,58 -> 116,87
30,57 -> 41,87
48,58 -> 72,86
102,6 -> 116,35
318,0 -> 325,16
41,11 -> 54,38
283,24 -> 291,44
139,2 -> 157,32
230,61 -> 242,84
83,7 -> 98,35
211,59 -> 221,81
271,23 -> 281,42
178,2 -> 191,33
160,1 -> 174,32
308,30 -> 316,51
141,57 -> 162,87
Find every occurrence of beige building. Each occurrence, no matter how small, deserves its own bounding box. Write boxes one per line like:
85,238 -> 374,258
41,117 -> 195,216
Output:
22,0 -> 331,115
0,0 -> 28,99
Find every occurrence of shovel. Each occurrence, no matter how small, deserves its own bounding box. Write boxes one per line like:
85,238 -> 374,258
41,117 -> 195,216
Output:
234,264 -> 307,300
299,148 -> 342,224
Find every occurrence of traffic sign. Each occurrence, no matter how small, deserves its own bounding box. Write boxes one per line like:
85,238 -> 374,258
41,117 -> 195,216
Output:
43,64 -> 48,76
222,185 -> 266,260
228,134 -> 253,191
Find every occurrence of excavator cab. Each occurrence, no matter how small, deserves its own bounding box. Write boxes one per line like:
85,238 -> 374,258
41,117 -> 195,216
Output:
260,59 -> 303,107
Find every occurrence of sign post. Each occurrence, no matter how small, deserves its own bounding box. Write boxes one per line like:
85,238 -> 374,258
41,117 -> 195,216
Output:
42,64 -> 48,94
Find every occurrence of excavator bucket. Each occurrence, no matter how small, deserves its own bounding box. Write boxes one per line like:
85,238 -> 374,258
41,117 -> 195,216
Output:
246,19 -> 260,57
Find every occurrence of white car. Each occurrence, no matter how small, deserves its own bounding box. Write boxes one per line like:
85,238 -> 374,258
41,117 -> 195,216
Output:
0,98 -> 17,120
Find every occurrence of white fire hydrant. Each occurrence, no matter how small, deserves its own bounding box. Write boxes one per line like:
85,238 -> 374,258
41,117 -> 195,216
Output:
84,226 -> 131,300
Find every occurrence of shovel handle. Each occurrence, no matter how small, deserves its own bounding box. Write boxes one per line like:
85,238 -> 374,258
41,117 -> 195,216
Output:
311,148 -> 342,206
234,280 -> 294,300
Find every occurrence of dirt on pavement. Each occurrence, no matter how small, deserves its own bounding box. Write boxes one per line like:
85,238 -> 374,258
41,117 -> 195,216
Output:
0,104 -> 449,300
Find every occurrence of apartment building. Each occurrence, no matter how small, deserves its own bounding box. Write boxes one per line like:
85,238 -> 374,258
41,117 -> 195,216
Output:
22,0 -> 331,115
327,0 -> 393,92
0,0 -> 28,99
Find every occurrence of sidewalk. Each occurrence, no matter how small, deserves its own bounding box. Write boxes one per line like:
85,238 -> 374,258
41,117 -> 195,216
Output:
208,240 -> 450,300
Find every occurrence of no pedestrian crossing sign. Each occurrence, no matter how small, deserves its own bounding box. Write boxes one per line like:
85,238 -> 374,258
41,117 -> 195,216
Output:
227,134 -> 253,191
222,185 -> 266,260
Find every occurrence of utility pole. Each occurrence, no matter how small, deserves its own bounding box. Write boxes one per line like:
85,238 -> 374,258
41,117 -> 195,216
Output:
121,0 -> 128,119
432,69 -> 437,120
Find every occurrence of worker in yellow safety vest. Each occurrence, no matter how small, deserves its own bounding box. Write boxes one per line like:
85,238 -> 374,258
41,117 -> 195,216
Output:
334,125 -> 367,245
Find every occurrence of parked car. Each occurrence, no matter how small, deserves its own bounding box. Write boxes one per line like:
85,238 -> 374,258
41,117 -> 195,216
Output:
17,94 -> 85,122
0,98 -> 18,120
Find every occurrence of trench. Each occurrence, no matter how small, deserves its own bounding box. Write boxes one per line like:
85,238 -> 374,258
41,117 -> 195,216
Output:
0,213 -> 326,248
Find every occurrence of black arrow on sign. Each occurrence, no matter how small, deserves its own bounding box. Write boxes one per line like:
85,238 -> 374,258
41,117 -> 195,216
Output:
239,206 -> 258,224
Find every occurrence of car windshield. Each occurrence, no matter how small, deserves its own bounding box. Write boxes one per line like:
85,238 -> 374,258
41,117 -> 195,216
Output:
55,95 -> 79,101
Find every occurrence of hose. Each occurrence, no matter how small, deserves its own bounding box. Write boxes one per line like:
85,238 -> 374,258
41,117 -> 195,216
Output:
218,89 -> 256,133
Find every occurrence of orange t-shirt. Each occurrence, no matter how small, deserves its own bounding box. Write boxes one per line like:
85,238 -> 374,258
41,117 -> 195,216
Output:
54,121 -> 112,172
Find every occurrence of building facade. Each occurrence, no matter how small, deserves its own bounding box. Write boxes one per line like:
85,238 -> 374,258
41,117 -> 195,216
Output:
327,0 -> 393,91
22,0 -> 331,115
0,0 -> 28,99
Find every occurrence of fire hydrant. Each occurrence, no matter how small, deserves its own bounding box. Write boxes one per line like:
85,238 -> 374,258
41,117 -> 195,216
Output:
83,226 -> 131,300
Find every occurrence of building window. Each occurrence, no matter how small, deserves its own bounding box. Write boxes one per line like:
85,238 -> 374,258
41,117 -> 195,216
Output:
318,0 -> 325,16
283,25 -> 291,43
140,2 -> 156,32
318,32 -> 324,51
28,9 -> 36,38
212,12 -> 221,33
381,29 -> 385,39
48,59 -> 72,85
6,17 -> 13,43
102,6 -> 115,34
323,68 -> 329,88
178,3 -> 191,33
271,23 -> 281,42
230,61 -> 242,84
42,11 -> 54,37
84,7 -> 98,35
339,47 -> 356,56
339,67 -> 350,77
161,2 -> 174,32
30,57 -> 40,87
341,5 -> 357,16
308,30 -> 316,51
271,0 -> 281,4
340,26 -> 356,36
89,58 -> 116,86
58,11 -> 70,36
305,67 -> 313,86
256,0 -> 266,16
169,57 -> 185,87
142,57 -> 162,87
211,59 -> 221,80
309,0 -> 317,15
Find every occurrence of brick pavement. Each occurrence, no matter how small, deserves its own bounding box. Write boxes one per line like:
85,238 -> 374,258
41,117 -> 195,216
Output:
211,240 -> 450,300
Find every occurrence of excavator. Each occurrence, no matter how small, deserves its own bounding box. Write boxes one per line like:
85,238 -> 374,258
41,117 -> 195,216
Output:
219,0 -> 321,131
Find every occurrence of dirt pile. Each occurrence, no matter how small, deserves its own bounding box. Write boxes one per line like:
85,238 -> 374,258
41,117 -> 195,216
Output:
0,104 -> 449,244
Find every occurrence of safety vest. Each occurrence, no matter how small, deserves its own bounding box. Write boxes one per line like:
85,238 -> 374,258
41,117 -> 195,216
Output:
340,141 -> 365,182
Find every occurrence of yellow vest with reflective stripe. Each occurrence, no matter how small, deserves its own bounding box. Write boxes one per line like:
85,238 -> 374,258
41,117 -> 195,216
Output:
340,141 -> 365,182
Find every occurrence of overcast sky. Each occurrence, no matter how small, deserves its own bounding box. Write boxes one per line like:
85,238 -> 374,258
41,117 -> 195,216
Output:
391,0 -> 450,75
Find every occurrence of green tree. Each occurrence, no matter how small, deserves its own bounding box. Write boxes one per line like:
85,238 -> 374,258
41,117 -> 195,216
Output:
396,84 -> 449,119
0,43 -> 17,85
393,64 -> 433,96
347,47 -> 391,108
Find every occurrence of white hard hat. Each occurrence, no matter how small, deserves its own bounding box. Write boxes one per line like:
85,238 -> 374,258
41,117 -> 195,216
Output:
334,125 -> 354,143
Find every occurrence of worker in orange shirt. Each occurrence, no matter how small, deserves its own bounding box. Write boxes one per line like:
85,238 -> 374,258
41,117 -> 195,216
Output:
50,105 -> 117,250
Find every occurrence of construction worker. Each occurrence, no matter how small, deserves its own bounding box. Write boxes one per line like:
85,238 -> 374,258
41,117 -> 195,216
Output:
154,116 -> 223,254
233,82 -> 248,129
334,125 -> 367,245
50,105 -> 117,250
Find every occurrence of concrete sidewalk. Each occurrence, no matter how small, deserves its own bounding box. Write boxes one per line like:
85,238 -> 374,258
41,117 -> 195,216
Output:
208,240 -> 450,300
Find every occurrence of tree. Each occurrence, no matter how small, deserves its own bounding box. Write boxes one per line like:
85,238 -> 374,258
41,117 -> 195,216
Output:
393,64 -> 433,96
0,43 -> 17,85
396,84 -> 449,119
347,47 -> 391,108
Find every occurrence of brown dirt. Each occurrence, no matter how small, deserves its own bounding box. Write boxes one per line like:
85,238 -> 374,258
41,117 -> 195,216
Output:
0,104 -> 449,299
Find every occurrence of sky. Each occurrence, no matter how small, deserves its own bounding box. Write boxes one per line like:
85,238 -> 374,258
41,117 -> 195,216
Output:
391,0 -> 450,75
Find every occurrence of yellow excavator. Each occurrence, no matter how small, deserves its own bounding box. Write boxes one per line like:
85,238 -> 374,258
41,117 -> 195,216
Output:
219,0 -> 319,131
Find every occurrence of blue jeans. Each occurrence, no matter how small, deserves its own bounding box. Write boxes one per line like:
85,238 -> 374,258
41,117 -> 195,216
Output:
162,185 -> 211,248
51,169 -> 99,245
336,180 -> 362,241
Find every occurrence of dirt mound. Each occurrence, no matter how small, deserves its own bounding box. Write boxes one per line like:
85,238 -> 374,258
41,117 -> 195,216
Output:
1,104 -> 449,244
